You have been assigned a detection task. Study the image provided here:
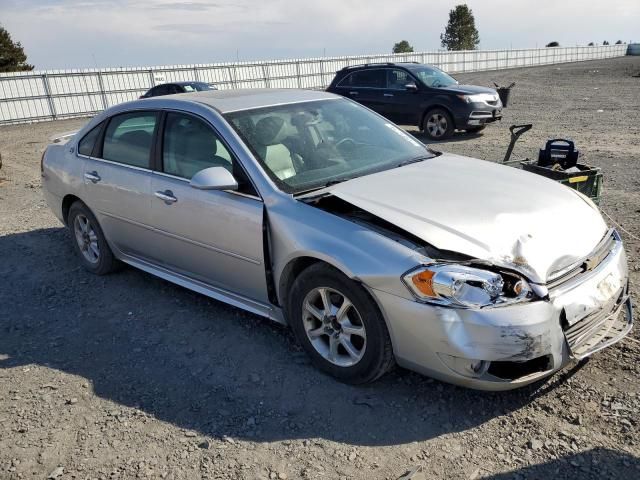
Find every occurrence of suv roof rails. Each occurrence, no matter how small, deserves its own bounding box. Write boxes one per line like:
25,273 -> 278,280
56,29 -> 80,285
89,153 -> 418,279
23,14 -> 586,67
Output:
339,61 -> 421,71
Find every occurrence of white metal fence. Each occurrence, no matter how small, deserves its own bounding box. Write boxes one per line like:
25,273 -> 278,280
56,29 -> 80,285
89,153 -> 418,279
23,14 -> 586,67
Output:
0,45 -> 627,125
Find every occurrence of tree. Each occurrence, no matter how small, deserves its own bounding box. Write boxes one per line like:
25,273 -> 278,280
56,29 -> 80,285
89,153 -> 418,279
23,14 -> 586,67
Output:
0,26 -> 33,72
603,40 -> 610,45
392,40 -> 414,54
546,41 -> 560,47
588,42 -> 595,46
615,40 -> 624,44
440,5 -> 480,51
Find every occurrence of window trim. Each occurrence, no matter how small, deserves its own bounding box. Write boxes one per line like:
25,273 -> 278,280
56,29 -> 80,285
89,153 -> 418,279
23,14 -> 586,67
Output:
155,108 -> 262,200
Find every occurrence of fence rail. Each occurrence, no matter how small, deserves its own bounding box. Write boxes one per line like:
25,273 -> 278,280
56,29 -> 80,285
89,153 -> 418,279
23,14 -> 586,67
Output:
0,45 -> 627,125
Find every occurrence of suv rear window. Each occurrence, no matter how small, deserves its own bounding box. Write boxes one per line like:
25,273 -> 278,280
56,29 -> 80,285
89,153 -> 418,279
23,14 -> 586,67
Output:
337,69 -> 386,88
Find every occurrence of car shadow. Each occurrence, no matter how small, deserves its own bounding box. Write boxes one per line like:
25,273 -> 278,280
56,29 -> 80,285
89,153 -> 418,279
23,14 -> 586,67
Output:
1,227 -> 574,447
405,128 -> 485,145
483,447 -> 639,479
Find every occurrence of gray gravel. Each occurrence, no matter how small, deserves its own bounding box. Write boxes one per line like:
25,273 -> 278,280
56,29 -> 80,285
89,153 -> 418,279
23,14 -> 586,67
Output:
1,56 -> 639,479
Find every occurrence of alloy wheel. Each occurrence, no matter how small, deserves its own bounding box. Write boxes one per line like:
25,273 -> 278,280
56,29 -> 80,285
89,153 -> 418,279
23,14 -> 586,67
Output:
426,113 -> 449,138
302,287 -> 367,367
73,214 -> 100,264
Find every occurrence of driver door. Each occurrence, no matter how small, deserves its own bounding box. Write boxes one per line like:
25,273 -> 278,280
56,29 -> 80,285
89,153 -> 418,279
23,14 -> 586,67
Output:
379,68 -> 422,126
145,111 -> 269,303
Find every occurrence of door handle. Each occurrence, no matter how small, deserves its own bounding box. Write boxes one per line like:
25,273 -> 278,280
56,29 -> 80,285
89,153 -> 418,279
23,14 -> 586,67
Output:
84,171 -> 101,183
383,93 -> 394,97
154,190 -> 178,204
349,91 -> 359,96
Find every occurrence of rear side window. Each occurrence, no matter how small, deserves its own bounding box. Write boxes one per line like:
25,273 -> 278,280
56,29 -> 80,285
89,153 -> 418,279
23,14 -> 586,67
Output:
338,69 -> 386,88
102,112 -> 158,168
77,123 -> 103,157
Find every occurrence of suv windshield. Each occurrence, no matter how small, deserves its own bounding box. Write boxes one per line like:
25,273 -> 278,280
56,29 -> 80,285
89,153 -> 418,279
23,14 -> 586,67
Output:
412,66 -> 458,88
226,99 -> 434,194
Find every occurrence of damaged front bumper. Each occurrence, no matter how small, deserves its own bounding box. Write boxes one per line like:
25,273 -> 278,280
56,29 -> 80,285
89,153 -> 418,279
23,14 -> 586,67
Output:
372,231 -> 632,390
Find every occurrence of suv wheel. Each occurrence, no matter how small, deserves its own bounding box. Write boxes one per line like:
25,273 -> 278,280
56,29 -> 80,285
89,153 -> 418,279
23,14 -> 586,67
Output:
288,263 -> 394,384
423,108 -> 454,140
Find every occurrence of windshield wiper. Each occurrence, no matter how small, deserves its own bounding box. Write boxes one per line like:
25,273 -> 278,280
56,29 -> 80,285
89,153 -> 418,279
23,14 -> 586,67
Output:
396,155 -> 432,168
323,177 -> 352,187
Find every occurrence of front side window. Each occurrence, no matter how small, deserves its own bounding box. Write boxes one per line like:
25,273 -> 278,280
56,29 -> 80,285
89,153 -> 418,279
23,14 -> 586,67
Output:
387,69 -> 414,89
412,66 -> 458,88
102,112 -> 158,168
338,69 -> 386,88
78,122 -> 103,156
226,99 -> 434,194
162,112 -> 233,179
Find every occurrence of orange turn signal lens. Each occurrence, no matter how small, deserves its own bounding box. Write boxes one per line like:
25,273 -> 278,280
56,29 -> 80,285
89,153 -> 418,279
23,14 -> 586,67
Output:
410,269 -> 437,297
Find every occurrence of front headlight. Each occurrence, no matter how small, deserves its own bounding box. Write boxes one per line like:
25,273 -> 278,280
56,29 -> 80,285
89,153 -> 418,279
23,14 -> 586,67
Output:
402,264 -> 532,308
457,94 -> 485,103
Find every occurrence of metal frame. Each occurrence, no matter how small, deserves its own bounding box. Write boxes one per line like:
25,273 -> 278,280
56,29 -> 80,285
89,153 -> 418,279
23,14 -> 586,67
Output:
0,45 -> 628,125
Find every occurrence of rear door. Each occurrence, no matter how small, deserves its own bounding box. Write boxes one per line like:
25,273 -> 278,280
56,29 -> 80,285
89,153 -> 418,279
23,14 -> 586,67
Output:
333,69 -> 387,115
81,111 -> 158,258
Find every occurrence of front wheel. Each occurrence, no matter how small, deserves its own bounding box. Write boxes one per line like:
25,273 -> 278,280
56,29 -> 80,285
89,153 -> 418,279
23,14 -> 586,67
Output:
288,264 -> 394,384
422,108 -> 454,140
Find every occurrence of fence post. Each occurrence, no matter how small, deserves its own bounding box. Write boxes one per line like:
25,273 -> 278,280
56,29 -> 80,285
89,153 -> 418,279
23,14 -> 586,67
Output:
41,74 -> 57,121
295,61 -> 302,88
261,64 -> 270,88
193,66 -> 200,82
148,69 -> 155,87
96,71 -> 109,110
319,58 -> 325,89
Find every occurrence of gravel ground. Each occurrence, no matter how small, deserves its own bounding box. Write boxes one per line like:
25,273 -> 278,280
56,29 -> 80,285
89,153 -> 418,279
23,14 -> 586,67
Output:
1,56 -> 639,480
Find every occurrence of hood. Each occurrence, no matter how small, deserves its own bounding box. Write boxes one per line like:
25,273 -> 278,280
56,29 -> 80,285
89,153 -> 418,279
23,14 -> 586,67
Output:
327,154 -> 607,283
438,84 -> 497,95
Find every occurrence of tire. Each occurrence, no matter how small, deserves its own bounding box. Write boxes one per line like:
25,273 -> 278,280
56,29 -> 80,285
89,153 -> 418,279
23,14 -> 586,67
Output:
466,125 -> 486,133
422,108 -> 454,140
287,263 -> 394,384
67,201 -> 119,275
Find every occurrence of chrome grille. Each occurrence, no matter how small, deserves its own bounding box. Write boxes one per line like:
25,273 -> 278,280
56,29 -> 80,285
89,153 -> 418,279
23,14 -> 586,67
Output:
547,230 -> 617,290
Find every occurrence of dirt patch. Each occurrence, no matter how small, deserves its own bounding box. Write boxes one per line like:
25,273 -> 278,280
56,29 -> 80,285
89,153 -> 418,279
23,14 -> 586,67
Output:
1,57 -> 639,479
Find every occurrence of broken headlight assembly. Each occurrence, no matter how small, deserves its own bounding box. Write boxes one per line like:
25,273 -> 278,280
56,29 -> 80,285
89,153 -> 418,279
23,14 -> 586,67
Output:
402,264 -> 532,308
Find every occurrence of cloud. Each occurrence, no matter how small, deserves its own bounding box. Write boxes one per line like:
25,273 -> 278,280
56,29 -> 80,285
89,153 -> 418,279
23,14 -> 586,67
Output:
0,0 -> 638,69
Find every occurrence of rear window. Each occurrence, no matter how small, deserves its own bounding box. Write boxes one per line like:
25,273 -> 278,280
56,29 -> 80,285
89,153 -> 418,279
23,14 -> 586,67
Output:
77,123 -> 103,157
337,69 -> 386,88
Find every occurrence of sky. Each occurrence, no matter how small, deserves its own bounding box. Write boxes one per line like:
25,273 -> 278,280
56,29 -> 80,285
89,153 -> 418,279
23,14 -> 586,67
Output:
0,0 -> 638,70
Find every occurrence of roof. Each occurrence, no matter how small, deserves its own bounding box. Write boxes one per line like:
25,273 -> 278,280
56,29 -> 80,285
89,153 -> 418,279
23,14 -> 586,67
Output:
171,88 -> 338,113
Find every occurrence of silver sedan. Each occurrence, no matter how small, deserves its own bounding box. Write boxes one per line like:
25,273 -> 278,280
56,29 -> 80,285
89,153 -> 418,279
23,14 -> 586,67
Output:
41,89 -> 633,390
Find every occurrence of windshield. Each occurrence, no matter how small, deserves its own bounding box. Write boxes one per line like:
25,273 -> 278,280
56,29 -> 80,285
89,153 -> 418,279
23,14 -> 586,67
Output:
412,66 -> 458,88
185,82 -> 212,92
225,99 -> 434,194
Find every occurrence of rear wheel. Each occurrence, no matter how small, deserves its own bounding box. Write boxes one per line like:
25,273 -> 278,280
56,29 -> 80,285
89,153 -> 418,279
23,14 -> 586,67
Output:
422,108 -> 454,140
288,263 -> 394,384
68,201 -> 119,275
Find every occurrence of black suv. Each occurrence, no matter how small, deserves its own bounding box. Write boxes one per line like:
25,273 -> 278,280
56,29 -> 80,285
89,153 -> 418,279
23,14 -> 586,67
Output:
140,81 -> 216,99
327,62 -> 502,140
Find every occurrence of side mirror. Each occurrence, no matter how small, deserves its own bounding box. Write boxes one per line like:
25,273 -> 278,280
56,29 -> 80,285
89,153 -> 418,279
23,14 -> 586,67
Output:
405,82 -> 418,92
190,167 -> 238,191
